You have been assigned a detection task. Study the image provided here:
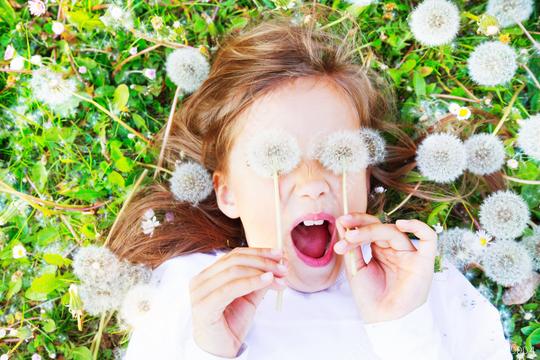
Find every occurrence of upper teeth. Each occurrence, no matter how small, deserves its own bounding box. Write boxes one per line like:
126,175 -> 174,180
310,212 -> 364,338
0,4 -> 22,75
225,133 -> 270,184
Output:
302,219 -> 325,226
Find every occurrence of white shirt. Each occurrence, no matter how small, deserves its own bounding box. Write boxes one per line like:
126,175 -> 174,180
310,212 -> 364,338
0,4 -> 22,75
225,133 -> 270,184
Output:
123,244 -> 513,360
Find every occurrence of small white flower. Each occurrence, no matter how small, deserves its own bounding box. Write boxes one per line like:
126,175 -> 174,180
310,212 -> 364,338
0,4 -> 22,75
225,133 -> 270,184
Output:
486,0 -> 534,28
0,354 -> 8,360
173,21 -> 181,29
28,0 -> 46,16
416,132 -> 467,183
0,328 -> 6,338
464,133 -> 505,175
485,25 -> 500,35
456,106 -> 471,120
31,354 -> 42,360
129,47 -> 138,56
143,208 -> 155,220
119,284 -> 158,329
30,55 -> 42,65
448,102 -> 460,115
466,229 -> 493,256
479,190 -> 530,239
12,244 -> 27,259
169,161 -> 214,205
143,68 -> 156,80
4,44 -> 15,61
408,0 -> 460,47
78,66 -> 87,74
9,56 -> 25,71
374,186 -> 386,194
141,215 -> 160,236
506,158 -> 519,169
517,114 -> 540,161
51,21 -> 65,35
165,47 -> 210,93
481,239 -> 532,287
433,223 -> 444,234
467,41 -> 517,86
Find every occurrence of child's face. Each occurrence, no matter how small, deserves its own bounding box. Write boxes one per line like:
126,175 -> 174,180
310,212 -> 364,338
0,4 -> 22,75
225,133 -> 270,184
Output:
214,76 -> 369,293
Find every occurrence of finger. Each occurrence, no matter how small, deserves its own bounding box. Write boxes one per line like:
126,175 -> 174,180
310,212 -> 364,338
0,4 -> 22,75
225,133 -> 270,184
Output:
335,212 -> 381,240
201,271 -> 277,319
195,247 -> 284,285
395,219 -> 437,256
335,223 -> 415,253
192,262 -> 288,303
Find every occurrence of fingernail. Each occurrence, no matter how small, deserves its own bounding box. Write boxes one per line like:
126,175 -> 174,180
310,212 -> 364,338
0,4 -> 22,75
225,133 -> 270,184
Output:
334,240 -> 347,254
396,219 -> 410,226
277,264 -> 288,273
342,214 -> 354,221
261,272 -> 274,282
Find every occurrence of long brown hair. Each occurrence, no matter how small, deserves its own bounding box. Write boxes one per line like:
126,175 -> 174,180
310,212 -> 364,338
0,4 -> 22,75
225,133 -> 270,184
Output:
107,5 -> 504,268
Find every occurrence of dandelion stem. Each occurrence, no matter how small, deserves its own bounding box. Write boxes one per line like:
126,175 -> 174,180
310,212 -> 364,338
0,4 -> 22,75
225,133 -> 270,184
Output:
112,44 -> 162,76
90,311 -> 113,360
386,181 -> 422,216
342,168 -> 358,276
154,86 -> 182,179
105,169 -> 149,246
69,91 -> 151,145
502,174 -> 540,185
492,83 -> 526,135
521,63 -> 540,90
515,20 -> 540,52
273,171 -> 284,311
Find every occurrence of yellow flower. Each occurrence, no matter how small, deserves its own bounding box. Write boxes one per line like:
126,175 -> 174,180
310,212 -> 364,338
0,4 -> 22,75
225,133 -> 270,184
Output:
456,107 -> 471,120
499,33 -> 511,44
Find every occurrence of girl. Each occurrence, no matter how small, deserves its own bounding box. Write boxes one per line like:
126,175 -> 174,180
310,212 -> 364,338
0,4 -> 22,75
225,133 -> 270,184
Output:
109,9 -> 512,360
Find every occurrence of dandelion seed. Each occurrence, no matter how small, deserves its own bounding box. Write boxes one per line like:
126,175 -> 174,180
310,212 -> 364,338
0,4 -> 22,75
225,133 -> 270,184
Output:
415,133 -> 466,183
100,4 -> 134,30
437,227 -> 477,271
119,283 -> 158,329
516,114 -> 540,161
464,133 -> 505,175
467,41 -> 517,86
502,271 -> 540,305
486,0 -> 533,28
246,129 -> 301,177
310,130 -> 368,175
165,47 -> 210,93
12,244 -> 27,259
28,0 -> 46,16
358,128 -> 386,165
479,190 -> 530,239
29,68 -> 80,116
51,21 -> 65,35
72,245 -> 122,286
456,107 -> 471,120
521,228 -> 540,271
481,239 -> 532,287
408,0 -> 460,47
78,282 -> 124,316
169,161 -> 213,206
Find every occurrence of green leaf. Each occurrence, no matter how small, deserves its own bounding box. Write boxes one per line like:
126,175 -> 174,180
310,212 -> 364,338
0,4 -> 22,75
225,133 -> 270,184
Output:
0,0 -> 16,26
43,253 -> 72,268
427,203 -> 449,226
400,59 -> 416,73
525,328 -> 540,351
42,319 -> 56,333
108,170 -> 125,188
31,162 -> 48,192
25,273 -> 60,301
113,84 -> 130,113
413,70 -> 426,98
72,346 -> 93,360
115,156 -> 134,172
6,275 -> 22,300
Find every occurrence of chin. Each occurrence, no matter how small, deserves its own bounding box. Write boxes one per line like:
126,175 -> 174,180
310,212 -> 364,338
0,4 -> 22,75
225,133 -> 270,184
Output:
284,255 -> 342,294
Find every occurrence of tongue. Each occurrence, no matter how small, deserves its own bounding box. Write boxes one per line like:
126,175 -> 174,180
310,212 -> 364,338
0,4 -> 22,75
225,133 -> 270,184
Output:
291,224 -> 329,258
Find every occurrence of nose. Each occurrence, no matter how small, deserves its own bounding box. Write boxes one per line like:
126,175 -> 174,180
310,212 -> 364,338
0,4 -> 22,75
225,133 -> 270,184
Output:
294,160 -> 330,200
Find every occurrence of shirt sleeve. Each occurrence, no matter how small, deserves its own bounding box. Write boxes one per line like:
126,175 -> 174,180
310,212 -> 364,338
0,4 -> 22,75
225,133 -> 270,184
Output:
184,333 -> 249,359
362,297 -> 453,360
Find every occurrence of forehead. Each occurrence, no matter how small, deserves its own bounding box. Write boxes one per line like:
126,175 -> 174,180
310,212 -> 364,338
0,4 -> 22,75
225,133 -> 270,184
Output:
233,76 -> 360,149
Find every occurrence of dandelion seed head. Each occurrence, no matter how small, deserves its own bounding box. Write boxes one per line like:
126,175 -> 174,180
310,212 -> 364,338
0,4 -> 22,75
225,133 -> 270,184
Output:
29,68 -> 80,116
467,41 -> 517,86
72,245 -> 122,286
358,128 -> 386,165
464,133 -> 505,175
481,239 -> 532,287
479,190 -> 530,239
516,114 -> 540,161
119,283 -> 158,329
486,0 -> 534,28
78,282 -> 124,315
310,130 -> 368,175
521,228 -> 540,271
246,129 -> 301,177
165,47 -> 210,93
415,133 -> 466,183
437,227 -> 477,271
100,4 -> 134,30
169,161 -> 213,205
408,0 -> 460,47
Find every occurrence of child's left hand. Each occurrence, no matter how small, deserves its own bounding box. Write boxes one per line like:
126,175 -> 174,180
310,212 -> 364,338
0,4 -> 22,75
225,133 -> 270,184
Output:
334,212 -> 438,324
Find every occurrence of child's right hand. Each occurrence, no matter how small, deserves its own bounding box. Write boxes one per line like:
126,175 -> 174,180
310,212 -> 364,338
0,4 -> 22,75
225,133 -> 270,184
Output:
188,247 -> 288,358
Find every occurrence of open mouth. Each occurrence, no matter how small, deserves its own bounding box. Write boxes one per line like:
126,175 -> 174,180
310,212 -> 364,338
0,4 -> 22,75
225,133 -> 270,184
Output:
290,214 -> 338,267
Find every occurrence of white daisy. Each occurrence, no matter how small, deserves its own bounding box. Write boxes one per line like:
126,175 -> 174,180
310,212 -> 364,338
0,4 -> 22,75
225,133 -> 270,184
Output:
481,239 -> 533,287
467,41 -> 517,86
169,161 -> 214,205
415,132 -> 466,183
464,133 -> 505,175
165,47 -> 210,93
516,114 -> 540,161
456,106 -> 471,120
12,244 -> 27,259
486,0 -> 534,28
479,190 -> 530,239
448,102 -> 460,115
28,0 -> 46,16
408,0 -> 460,47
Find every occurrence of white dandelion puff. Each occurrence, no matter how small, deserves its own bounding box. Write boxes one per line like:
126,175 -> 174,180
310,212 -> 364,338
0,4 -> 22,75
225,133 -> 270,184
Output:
479,190 -> 530,239
358,128 -> 387,165
119,283 -> 158,329
100,4 -> 134,30
486,0 -> 534,28
502,271 -> 540,305
521,228 -> 540,271
169,161 -> 213,205
29,68 -> 80,117
415,133 -> 466,183
310,130 -> 369,175
437,227 -> 477,271
481,239 -> 533,287
165,47 -> 210,93
467,41 -> 517,87
12,244 -> 27,259
464,133 -> 505,175
516,114 -> 540,161
78,282 -> 124,316
408,0 -> 460,47
72,245 -> 122,286
246,129 -> 301,177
